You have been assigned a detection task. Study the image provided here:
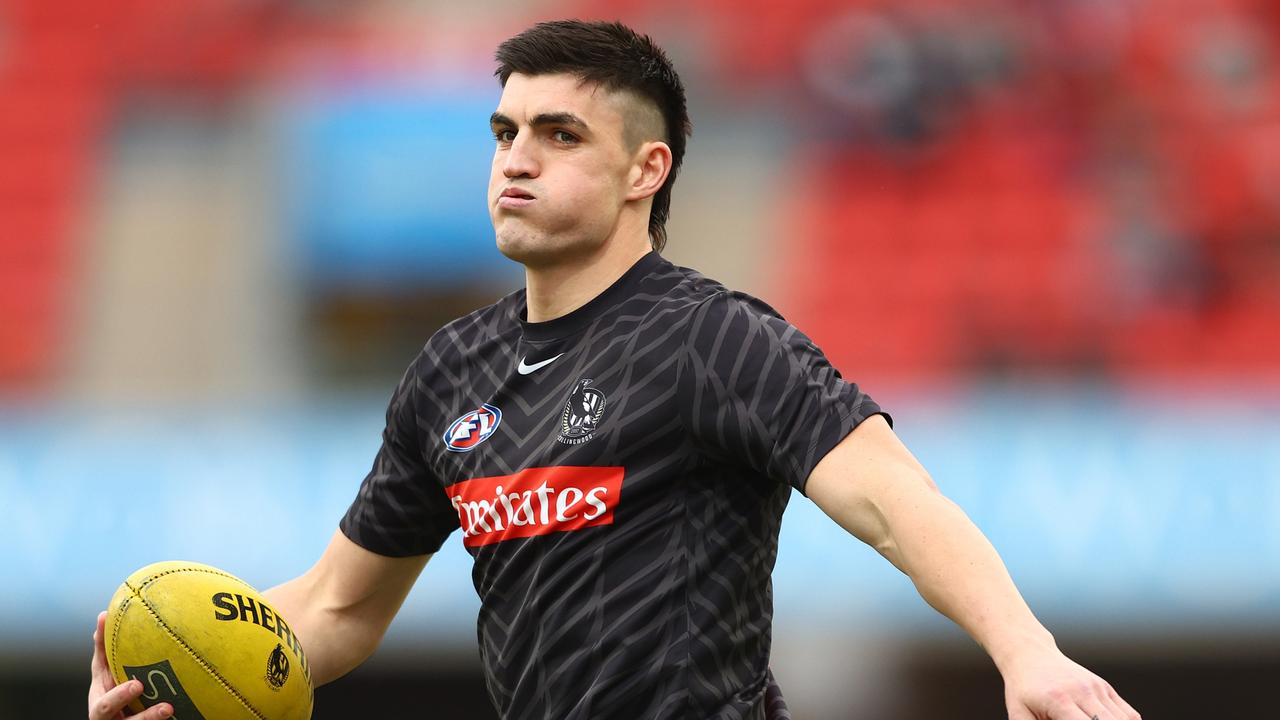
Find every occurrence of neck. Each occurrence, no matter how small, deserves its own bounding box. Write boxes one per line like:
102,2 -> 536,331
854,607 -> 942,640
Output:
524,238 -> 651,323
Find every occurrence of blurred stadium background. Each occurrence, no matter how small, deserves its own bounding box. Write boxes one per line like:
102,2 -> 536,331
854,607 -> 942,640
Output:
1,0 -> 1278,717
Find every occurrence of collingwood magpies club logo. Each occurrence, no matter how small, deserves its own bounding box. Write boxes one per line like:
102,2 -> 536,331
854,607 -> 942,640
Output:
265,643 -> 290,690
558,379 -> 607,445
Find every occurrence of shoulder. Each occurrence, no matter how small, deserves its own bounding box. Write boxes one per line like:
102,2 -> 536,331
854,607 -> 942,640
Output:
385,290 -> 522,420
692,289 -> 787,326
684,288 -> 794,346
642,258 -> 784,326
654,258 -> 726,304
653,256 -> 782,316
635,259 -> 802,354
432,288 -> 523,348
408,289 -> 524,376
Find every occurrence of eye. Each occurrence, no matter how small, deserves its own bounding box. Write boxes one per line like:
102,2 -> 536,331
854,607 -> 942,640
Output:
493,129 -> 515,143
552,130 -> 578,144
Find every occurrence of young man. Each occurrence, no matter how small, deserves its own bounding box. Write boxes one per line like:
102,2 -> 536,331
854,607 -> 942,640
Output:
89,20 -> 1140,720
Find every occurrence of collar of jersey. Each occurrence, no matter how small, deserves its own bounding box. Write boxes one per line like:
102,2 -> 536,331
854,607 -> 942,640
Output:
518,251 -> 664,343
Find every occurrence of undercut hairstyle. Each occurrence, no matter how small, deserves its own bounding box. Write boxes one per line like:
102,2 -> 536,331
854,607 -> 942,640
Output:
495,20 -> 692,252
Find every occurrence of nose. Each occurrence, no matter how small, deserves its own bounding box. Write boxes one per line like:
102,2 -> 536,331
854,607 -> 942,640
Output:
503,133 -> 539,179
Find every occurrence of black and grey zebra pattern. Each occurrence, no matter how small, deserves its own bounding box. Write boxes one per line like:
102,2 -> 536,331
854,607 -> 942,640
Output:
340,252 -> 885,719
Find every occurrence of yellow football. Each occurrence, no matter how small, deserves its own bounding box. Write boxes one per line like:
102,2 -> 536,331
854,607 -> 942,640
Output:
105,561 -> 313,720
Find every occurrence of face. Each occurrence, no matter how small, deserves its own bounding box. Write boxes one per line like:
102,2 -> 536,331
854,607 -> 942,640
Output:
488,73 -> 639,267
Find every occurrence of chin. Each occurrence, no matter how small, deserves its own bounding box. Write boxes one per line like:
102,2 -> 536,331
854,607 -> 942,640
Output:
495,226 -> 538,258
495,229 -> 557,267
494,210 -> 614,263
496,231 -> 602,269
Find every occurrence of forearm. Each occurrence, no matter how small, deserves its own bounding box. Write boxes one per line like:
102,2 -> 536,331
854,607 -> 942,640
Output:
879,487 -> 1055,671
261,532 -> 430,688
263,575 -> 381,687
808,419 -> 1139,718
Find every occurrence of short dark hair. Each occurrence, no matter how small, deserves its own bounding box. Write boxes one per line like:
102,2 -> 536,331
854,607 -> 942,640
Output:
495,20 -> 691,252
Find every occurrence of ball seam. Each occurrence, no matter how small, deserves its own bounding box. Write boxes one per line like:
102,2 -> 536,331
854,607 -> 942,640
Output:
136,566 -> 257,593
130,573 -> 270,720
139,566 -> 313,688
108,594 -> 132,680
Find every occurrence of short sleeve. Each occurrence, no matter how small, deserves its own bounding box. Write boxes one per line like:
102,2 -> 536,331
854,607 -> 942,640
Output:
679,291 -> 889,494
340,353 -> 460,556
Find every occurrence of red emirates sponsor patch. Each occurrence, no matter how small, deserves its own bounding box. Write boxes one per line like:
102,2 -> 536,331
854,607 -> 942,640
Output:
447,466 -> 624,547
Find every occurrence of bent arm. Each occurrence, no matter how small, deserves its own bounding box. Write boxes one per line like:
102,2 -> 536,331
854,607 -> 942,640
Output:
804,415 -> 1052,670
263,529 -> 431,687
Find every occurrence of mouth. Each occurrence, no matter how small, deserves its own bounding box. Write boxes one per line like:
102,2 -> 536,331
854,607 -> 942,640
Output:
497,188 -> 536,209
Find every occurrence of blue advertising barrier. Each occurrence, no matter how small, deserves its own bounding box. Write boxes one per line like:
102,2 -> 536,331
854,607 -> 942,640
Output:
1,388 -> 1277,651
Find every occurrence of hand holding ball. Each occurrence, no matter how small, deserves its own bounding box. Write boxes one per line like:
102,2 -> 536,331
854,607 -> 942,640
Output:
104,561 -> 313,720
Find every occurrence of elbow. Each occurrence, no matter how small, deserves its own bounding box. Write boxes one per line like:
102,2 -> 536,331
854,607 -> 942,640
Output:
870,465 -> 942,566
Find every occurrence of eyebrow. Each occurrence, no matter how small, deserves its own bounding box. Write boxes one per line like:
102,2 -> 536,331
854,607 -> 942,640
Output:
489,111 -> 591,134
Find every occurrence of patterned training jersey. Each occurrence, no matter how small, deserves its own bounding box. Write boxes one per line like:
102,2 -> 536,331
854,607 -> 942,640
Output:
340,252 -> 887,720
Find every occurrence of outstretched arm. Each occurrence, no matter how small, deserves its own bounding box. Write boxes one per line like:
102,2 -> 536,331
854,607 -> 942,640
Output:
805,415 -> 1140,720
263,529 -> 431,687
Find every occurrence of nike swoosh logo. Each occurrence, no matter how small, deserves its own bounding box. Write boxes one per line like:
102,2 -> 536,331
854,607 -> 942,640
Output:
517,353 -> 564,375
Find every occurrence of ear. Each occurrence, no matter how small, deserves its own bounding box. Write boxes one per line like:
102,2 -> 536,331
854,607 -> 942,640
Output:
626,141 -> 673,202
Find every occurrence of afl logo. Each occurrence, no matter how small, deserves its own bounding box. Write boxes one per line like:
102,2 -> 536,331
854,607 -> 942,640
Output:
444,404 -> 502,452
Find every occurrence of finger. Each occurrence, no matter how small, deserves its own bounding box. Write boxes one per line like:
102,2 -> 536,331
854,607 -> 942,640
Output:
90,679 -> 142,720
91,612 -> 116,692
134,702 -> 174,720
1046,704 -> 1098,720
1035,698 -> 1087,720
1076,707 -> 1117,720
1106,685 -> 1141,719
1096,690 -> 1131,720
